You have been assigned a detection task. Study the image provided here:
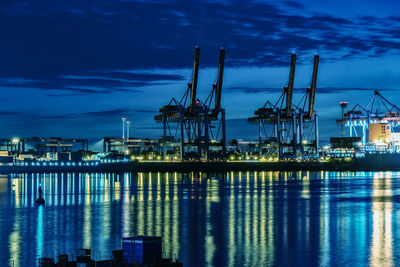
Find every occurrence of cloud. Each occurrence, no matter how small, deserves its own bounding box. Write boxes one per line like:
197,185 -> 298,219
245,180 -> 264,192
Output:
0,110 -> 22,116
1,0 -> 400,141
36,108 -> 132,119
0,72 -> 184,96
81,108 -> 131,117
228,86 -> 400,94
135,109 -> 157,113
1,0 -> 400,81
283,1 -> 305,9
228,87 -> 284,94
39,114 -> 77,119
1,1 -> 399,102
135,126 -> 163,130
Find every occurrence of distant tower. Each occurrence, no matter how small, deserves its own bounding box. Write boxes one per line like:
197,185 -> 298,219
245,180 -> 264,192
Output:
340,102 -> 348,137
127,121 -> 131,139
122,117 -> 126,139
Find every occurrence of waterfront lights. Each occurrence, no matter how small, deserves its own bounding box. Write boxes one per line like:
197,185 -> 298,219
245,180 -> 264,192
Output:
12,138 -> 20,144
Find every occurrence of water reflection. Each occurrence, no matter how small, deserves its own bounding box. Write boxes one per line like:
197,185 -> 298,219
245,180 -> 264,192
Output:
370,172 -> 393,267
2,171 -> 400,266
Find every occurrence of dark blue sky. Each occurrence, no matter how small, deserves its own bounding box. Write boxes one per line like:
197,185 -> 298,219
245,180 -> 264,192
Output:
1,0 -> 400,147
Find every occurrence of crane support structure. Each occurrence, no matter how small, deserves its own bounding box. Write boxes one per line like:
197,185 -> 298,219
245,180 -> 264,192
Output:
155,47 -> 226,161
297,54 -> 320,159
204,47 -> 226,159
248,53 -> 320,160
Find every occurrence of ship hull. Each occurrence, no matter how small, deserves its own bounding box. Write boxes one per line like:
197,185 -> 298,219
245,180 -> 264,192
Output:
354,153 -> 400,170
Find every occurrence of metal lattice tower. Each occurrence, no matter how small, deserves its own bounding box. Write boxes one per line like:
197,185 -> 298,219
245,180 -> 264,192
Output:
248,54 -> 320,160
154,47 -> 226,160
336,90 -> 400,144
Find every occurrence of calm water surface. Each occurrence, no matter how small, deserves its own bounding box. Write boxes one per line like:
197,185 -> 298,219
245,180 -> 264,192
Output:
0,171 -> 399,266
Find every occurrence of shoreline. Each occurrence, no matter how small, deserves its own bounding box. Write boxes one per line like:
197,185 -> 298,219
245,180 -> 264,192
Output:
0,160 -> 398,174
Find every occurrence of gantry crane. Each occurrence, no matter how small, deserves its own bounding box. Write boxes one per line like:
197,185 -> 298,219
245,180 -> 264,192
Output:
337,90 -> 400,144
248,53 -> 298,159
296,54 -> 319,158
155,47 -> 226,160
203,47 -> 226,159
249,53 -> 320,160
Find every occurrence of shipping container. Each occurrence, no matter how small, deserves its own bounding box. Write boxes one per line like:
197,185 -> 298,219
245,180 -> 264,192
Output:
122,236 -> 162,265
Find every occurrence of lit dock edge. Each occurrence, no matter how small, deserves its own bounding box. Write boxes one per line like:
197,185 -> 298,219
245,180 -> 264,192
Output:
1,158 -> 398,174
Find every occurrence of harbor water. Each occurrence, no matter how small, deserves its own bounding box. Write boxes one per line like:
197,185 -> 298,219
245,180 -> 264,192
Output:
0,171 -> 399,266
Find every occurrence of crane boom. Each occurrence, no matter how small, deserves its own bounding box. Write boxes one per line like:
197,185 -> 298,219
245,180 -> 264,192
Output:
286,53 -> 296,116
214,48 -> 225,114
189,46 -> 200,114
307,55 -> 319,118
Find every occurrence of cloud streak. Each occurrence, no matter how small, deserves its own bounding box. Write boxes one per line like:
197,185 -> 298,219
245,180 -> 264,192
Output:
228,86 -> 400,94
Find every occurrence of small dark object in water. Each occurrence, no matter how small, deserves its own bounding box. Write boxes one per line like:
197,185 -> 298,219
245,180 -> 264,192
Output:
36,197 -> 45,205
36,185 -> 45,206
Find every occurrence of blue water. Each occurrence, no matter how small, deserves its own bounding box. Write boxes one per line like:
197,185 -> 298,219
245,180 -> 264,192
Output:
0,171 -> 399,266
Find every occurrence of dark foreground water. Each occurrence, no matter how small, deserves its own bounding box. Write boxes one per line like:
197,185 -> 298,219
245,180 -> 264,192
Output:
0,171 -> 399,266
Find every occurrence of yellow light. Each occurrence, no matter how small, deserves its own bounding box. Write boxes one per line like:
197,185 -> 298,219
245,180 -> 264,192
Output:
12,138 -> 20,144
302,140 -> 308,145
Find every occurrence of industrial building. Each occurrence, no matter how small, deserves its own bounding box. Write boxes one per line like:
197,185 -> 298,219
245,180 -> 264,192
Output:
0,137 -> 90,163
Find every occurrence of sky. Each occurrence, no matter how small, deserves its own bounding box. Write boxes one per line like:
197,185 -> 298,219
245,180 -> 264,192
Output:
1,0 -> 400,147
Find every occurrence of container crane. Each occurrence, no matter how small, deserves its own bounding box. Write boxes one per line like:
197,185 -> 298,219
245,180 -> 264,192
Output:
248,53 -> 298,159
297,54 -> 320,158
203,48 -> 227,159
155,46 -> 203,160
155,46 -> 226,160
337,90 -> 400,145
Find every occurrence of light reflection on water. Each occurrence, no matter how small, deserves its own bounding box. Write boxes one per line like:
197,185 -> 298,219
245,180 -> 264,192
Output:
0,171 -> 400,266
